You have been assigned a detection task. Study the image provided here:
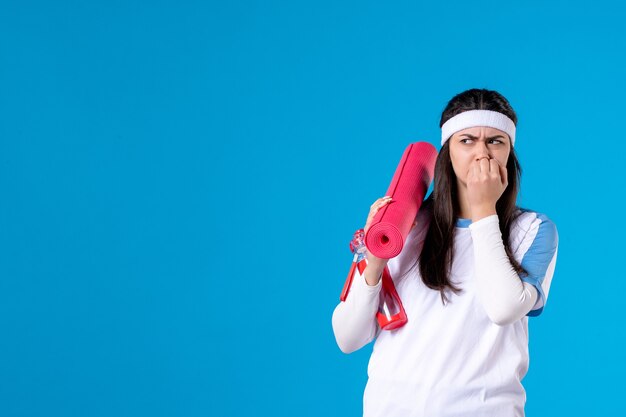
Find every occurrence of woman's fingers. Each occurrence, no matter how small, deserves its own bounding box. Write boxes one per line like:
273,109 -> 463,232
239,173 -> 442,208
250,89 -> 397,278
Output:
468,158 -> 504,190
365,196 -> 393,232
479,157 -> 490,174
489,158 -> 508,186
489,158 -> 499,180
489,158 -> 500,177
475,157 -> 502,179
371,196 -> 392,208
467,158 -> 508,211
371,196 -> 393,214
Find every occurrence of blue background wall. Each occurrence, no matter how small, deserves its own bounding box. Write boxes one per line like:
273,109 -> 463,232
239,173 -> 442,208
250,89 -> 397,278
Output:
1,1 -> 623,416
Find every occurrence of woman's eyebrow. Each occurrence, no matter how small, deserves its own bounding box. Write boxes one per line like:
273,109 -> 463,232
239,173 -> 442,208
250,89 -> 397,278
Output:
459,133 -> 506,140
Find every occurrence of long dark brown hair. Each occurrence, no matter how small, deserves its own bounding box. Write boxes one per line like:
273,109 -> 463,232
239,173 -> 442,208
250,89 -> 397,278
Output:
417,88 -> 529,305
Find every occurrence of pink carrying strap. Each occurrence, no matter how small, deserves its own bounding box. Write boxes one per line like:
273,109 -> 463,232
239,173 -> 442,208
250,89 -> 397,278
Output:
376,265 -> 407,330
339,251 -> 407,330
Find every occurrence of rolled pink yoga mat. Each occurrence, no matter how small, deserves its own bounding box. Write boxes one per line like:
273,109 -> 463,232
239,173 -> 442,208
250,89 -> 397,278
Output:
365,142 -> 438,259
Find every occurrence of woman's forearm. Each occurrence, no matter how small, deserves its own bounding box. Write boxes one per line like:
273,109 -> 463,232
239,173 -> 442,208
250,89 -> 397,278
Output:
468,214 -> 538,325
331,261 -> 382,353
364,261 -> 385,286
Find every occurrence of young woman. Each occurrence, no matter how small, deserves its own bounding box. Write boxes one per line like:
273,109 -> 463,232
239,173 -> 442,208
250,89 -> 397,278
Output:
331,88 -> 559,417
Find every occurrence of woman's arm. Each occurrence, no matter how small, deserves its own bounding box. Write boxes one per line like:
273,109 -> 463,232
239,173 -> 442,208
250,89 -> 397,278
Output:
469,214 -> 539,325
332,197 -> 392,353
331,261 -> 384,354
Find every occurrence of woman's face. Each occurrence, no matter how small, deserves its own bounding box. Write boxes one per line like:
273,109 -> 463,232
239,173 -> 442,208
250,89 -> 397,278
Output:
448,126 -> 511,188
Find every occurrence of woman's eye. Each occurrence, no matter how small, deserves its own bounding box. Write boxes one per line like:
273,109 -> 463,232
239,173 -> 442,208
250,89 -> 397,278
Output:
460,138 -> 503,144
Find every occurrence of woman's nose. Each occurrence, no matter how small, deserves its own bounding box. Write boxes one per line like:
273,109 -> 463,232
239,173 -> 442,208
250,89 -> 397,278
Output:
475,141 -> 491,160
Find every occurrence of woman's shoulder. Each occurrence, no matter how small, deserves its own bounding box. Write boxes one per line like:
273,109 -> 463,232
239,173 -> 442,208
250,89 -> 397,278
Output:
512,207 -> 557,231
510,207 -> 559,248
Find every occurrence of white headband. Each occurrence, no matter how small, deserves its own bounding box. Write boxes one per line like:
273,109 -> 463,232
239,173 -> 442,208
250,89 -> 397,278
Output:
440,109 -> 516,146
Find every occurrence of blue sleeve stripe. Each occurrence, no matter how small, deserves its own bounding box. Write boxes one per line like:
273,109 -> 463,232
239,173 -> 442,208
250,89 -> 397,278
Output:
520,213 -> 559,317
521,275 -> 546,317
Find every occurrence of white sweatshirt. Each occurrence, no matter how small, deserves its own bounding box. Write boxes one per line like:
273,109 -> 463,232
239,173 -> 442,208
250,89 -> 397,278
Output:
331,207 -> 559,417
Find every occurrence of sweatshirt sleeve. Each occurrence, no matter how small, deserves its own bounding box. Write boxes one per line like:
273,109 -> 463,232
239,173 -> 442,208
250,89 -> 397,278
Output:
331,259 -> 382,354
514,212 -> 559,317
469,214 -> 540,326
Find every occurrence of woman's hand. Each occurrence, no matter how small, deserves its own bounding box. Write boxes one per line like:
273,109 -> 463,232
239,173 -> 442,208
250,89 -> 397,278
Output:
364,196 -> 393,235
467,157 -> 508,221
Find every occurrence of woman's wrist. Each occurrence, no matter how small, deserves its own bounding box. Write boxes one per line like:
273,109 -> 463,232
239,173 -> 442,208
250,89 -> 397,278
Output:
471,205 -> 497,223
364,264 -> 384,286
